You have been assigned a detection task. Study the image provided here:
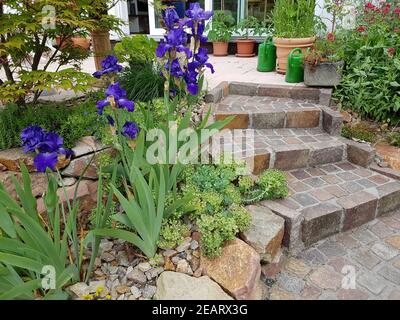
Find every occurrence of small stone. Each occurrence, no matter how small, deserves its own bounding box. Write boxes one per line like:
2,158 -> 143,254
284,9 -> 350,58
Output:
100,252 -> 115,263
190,256 -> 200,272
277,273 -> 305,293
142,285 -> 157,299
300,285 -> 322,300
164,257 -> 176,271
145,267 -> 164,280
162,249 -> 177,257
176,259 -> 193,275
137,262 -> 152,273
190,240 -> 199,250
60,177 -> 76,187
127,267 -> 147,285
68,282 -> 89,298
176,237 -> 192,252
194,268 -> 203,278
171,256 -> 182,264
192,250 -> 200,258
99,240 -> 113,252
130,286 -> 142,299
108,266 -> 118,274
117,294 -> 125,300
116,285 -> 131,295
116,251 -> 130,267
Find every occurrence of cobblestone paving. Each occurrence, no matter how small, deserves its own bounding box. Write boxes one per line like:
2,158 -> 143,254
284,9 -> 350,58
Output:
266,209 -> 400,300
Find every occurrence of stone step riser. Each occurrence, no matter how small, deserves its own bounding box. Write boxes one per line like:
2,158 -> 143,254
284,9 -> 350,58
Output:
215,108 -> 322,130
259,163 -> 400,253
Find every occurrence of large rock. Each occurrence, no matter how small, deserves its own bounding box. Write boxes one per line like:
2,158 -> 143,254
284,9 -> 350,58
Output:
154,271 -> 233,300
0,147 -> 70,172
72,136 -> 108,158
0,171 -> 49,200
240,205 -> 285,263
200,238 -> 261,300
62,148 -> 115,179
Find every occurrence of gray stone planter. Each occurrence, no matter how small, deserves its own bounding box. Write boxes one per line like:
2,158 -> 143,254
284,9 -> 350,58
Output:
304,61 -> 345,87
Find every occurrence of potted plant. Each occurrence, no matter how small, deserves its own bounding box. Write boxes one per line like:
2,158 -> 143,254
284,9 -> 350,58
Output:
235,16 -> 265,57
206,10 -> 235,56
304,33 -> 344,87
272,0 -> 316,73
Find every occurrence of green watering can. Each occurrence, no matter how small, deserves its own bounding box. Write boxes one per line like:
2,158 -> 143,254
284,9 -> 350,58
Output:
285,48 -> 304,83
257,38 -> 276,72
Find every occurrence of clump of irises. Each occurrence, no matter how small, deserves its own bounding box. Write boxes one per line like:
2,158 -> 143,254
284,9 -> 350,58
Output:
93,55 -> 140,140
157,3 -> 214,95
21,125 -> 73,172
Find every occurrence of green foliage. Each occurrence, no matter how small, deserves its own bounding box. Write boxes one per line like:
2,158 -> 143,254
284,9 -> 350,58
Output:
388,131 -> 400,147
0,0 -> 121,103
158,219 -> 190,250
119,63 -> 164,102
206,10 -> 235,42
333,3 -> 400,122
0,95 -> 107,151
235,16 -> 269,39
0,164 -> 110,299
341,123 -> 376,143
197,213 -> 238,258
238,176 -> 255,193
114,35 -> 158,64
241,169 -> 289,204
273,0 -> 316,38
114,35 -> 164,102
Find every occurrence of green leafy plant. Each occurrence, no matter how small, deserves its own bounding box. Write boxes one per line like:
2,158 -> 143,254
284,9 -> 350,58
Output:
273,0 -> 316,38
114,35 -> 158,64
333,2 -> 400,122
341,123 -> 376,143
0,0 -> 121,104
236,16 -> 268,39
0,163 -> 112,299
158,219 -> 190,250
206,10 -> 235,43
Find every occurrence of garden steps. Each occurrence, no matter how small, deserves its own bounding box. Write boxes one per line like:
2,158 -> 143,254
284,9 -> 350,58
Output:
259,161 -> 400,253
211,128 -> 347,174
205,81 -> 400,254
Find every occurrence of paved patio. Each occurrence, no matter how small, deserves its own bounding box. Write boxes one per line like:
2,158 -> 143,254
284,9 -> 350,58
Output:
30,54 -> 304,102
266,209 -> 400,300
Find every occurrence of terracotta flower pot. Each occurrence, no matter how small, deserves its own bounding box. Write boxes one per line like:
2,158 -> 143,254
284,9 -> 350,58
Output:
273,37 -> 315,74
72,37 -> 91,50
212,42 -> 229,56
236,39 -> 256,57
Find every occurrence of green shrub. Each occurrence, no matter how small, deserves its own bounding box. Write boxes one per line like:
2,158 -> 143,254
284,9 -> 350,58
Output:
256,170 -> 289,200
158,219 -> 190,250
333,2 -> 400,122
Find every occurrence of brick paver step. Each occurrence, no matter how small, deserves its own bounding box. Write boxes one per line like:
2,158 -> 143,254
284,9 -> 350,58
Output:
210,128 -> 346,173
215,95 -> 323,130
260,162 -> 400,252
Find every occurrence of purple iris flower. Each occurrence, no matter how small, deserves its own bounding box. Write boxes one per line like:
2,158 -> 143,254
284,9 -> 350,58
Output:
163,8 -> 180,29
122,121 -> 140,140
101,82 -> 135,113
185,3 -> 213,22
166,59 -> 184,78
34,152 -> 59,173
21,125 -> 46,153
156,28 -> 192,58
38,132 -> 64,153
92,55 -> 123,78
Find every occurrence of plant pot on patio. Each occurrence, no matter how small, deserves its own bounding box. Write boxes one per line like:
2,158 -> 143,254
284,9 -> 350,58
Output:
273,37 -> 315,74
72,37 -> 91,50
206,10 -> 235,57
272,0 -> 316,74
236,39 -> 256,57
304,60 -> 344,87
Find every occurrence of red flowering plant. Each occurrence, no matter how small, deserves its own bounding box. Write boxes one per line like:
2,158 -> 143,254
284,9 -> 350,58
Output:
304,32 -> 344,66
334,1 -> 400,122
